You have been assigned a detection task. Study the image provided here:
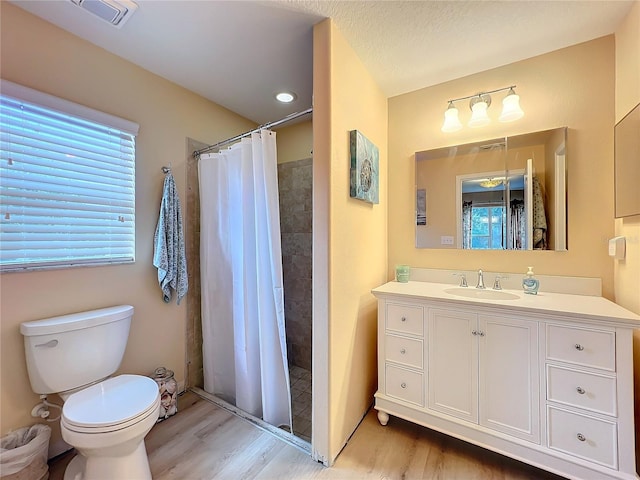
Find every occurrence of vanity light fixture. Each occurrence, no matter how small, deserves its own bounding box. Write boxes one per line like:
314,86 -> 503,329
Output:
441,85 -> 524,132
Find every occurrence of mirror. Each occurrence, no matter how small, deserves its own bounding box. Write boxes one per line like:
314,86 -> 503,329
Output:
614,103 -> 640,218
415,127 -> 567,250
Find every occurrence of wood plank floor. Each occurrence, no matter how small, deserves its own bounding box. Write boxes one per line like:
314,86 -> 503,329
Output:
49,391 -> 567,479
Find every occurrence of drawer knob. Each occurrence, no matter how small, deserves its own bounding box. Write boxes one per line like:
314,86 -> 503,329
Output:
400,348 -> 406,355
401,382 -> 407,389
576,386 -> 586,395
577,433 -> 586,442
574,343 -> 585,351
472,330 -> 485,337
401,316 -> 407,322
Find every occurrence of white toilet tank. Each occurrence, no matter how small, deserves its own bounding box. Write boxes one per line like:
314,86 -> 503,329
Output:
20,305 -> 134,395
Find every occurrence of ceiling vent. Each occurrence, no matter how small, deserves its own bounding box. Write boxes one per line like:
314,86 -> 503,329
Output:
69,0 -> 138,28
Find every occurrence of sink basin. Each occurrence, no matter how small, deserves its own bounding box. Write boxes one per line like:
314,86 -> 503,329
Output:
444,288 -> 520,301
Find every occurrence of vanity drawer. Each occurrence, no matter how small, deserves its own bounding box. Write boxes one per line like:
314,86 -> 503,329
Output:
386,304 -> 424,337
385,364 -> 424,406
546,324 -> 615,371
547,406 -> 617,469
385,334 -> 423,369
547,365 -> 617,416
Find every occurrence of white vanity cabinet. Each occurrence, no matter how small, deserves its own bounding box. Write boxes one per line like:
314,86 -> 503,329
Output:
427,308 -> 539,443
372,281 -> 640,480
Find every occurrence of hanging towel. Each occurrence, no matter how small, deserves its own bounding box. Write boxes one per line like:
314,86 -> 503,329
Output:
532,177 -> 548,250
153,172 -> 188,304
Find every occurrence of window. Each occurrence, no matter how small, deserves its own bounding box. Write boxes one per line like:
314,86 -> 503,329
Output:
0,80 -> 139,272
470,205 -> 505,249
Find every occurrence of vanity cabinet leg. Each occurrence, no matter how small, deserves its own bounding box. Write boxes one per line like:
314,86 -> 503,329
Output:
377,410 -> 389,426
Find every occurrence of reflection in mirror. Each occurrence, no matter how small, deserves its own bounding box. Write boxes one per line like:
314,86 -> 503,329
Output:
415,127 -> 567,250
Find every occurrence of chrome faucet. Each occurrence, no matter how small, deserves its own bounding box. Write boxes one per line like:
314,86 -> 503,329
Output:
453,272 -> 468,287
476,269 -> 486,289
492,274 -> 509,290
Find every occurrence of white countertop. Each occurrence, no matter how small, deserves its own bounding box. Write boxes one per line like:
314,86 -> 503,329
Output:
372,281 -> 640,327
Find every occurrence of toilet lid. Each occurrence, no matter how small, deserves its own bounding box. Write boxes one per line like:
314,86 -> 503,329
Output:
62,375 -> 160,429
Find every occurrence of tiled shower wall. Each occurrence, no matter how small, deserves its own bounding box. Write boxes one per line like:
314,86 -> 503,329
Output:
185,140 -> 204,389
278,158 -> 313,371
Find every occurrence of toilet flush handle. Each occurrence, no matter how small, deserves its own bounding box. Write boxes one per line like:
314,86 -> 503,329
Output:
35,339 -> 58,348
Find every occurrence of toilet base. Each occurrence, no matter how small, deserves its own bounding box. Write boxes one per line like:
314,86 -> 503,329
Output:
63,442 -> 152,480
63,454 -> 84,480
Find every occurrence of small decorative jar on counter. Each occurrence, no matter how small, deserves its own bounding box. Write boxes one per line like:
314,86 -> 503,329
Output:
151,367 -> 178,421
395,264 -> 410,283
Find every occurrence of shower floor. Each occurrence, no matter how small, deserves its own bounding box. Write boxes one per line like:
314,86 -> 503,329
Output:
289,365 -> 312,442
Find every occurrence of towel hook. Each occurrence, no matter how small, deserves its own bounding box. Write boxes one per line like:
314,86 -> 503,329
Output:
162,165 -> 171,174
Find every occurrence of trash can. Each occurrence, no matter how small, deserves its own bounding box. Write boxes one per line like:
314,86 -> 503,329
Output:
151,367 -> 178,422
0,424 -> 51,480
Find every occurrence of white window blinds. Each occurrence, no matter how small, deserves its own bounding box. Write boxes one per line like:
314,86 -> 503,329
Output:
0,80 -> 139,271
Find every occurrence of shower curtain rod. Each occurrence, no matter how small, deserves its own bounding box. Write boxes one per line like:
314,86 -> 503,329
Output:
193,107 -> 313,157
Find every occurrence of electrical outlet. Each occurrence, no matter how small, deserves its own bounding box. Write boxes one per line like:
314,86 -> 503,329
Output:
441,236 -> 454,245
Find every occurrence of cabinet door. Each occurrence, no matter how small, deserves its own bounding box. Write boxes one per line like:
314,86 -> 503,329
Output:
478,314 -> 540,443
428,308 -> 478,423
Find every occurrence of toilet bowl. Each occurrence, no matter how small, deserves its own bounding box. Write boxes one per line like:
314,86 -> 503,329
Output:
61,375 -> 160,480
20,306 -> 162,480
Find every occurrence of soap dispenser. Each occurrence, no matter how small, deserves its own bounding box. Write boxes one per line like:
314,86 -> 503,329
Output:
522,266 -> 539,295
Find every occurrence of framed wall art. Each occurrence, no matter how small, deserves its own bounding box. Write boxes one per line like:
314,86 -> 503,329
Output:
349,130 -> 379,204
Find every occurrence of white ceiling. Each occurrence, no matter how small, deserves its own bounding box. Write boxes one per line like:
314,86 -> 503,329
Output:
11,0 -> 635,125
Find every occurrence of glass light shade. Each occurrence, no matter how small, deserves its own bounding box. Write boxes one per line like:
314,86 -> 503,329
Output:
468,101 -> 490,127
499,92 -> 524,122
441,106 -> 463,132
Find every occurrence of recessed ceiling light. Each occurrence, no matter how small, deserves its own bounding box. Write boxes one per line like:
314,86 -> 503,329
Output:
275,92 -> 297,103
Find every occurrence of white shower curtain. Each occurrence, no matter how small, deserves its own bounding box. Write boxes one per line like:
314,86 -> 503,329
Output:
198,130 -> 291,429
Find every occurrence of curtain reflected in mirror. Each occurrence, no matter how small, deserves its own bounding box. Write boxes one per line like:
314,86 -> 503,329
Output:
416,127 -> 567,251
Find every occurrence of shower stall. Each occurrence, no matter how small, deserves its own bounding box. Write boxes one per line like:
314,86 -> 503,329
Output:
183,114 -> 313,446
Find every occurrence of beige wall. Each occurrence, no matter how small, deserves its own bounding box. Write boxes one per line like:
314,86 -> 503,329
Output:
389,36 -> 617,299
277,120 -> 313,164
313,19 -> 388,463
614,1 -> 640,316
614,0 -> 640,425
0,3 -> 254,454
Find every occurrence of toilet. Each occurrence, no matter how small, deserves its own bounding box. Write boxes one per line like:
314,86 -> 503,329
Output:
20,305 -> 160,480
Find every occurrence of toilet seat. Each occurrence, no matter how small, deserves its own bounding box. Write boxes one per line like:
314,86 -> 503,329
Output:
62,374 -> 160,434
